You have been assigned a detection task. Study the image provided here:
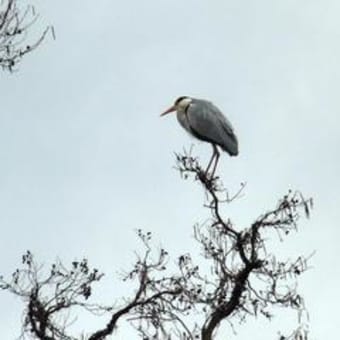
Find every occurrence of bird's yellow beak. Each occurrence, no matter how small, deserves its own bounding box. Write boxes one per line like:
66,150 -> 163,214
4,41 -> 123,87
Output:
160,105 -> 176,116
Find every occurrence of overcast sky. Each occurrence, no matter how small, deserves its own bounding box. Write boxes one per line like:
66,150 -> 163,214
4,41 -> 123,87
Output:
1,0 -> 339,338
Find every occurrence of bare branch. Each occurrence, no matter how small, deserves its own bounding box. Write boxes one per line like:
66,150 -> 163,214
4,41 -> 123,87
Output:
0,150 -> 313,340
0,0 -> 52,72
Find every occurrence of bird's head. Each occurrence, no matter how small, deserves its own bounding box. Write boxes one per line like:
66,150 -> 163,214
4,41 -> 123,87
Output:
160,96 -> 192,116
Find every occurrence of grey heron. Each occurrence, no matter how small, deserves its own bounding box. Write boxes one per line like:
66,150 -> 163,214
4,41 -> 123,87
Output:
161,96 -> 238,177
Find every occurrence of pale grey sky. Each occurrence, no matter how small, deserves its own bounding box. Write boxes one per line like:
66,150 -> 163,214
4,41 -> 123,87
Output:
1,0 -> 339,338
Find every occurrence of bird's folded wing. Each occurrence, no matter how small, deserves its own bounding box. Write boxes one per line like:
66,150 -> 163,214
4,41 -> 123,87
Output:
186,100 -> 238,155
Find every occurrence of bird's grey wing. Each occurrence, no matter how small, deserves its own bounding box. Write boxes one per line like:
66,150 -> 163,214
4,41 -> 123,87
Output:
186,99 -> 239,156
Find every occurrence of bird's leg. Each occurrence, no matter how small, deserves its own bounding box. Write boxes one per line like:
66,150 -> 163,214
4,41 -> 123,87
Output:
204,144 -> 217,177
210,145 -> 220,178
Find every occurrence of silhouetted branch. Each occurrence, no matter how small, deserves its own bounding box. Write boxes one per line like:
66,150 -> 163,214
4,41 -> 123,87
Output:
174,149 -> 312,340
0,0 -> 53,72
0,251 -> 104,339
0,150 -> 313,339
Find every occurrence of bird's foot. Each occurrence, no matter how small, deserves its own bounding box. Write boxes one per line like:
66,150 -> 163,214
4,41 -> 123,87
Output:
199,170 -> 219,189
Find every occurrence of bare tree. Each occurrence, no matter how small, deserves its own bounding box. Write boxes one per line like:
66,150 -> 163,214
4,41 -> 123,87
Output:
0,0 -> 52,71
0,150 -> 313,339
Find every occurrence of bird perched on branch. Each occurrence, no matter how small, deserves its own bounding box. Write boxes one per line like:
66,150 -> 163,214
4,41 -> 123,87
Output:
161,96 -> 239,178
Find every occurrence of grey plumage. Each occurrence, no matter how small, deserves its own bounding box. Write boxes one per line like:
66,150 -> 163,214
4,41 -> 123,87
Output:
176,98 -> 239,156
161,96 -> 239,177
